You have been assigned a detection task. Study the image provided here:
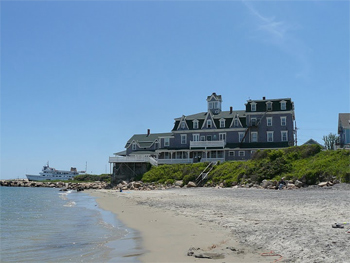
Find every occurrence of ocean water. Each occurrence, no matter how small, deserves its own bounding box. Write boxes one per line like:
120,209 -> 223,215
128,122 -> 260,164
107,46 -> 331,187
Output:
0,187 -> 142,263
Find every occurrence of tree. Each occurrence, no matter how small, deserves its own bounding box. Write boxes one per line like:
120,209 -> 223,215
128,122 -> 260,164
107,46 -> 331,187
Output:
322,133 -> 339,150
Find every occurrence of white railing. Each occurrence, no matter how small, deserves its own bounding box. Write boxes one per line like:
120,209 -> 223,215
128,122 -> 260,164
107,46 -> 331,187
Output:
157,159 -> 193,165
109,156 -> 153,163
190,140 -> 225,149
157,157 -> 225,165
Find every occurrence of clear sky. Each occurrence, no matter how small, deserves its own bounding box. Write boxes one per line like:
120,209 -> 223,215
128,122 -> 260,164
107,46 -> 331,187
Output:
1,1 -> 349,179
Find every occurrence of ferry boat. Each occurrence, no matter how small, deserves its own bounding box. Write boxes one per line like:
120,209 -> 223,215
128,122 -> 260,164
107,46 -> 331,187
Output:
26,163 -> 85,181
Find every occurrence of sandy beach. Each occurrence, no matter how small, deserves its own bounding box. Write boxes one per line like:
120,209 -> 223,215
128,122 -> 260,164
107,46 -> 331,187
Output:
88,185 -> 350,263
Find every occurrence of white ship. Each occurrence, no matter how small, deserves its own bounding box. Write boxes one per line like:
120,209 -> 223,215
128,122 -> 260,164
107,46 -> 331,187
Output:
26,163 -> 85,181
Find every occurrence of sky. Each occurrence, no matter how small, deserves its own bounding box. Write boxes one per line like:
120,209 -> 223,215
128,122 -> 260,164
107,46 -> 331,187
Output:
1,0 -> 349,179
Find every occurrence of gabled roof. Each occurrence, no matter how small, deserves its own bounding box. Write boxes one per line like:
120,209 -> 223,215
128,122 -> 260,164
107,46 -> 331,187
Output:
174,110 -> 246,121
125,132 -> 173,148
207,92 -> 222,102
172,110 -> 247,131
302,139 -> 324,148
339,113 -> 350,129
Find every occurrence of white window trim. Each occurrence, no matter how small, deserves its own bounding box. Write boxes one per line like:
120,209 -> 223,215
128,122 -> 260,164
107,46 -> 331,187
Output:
181,134 -> 187,144
281,131 -> 288,142
219,133 -> 226,142
132,142 -> 137,150
251,102 -> 257,112
239,151 -> 245,157
280,100 -> 287,110
164,138 -> 170,146
267,131 -> 274,142
193,134 -> 200,141
229,151 -> 235,156
220,118 -> 225,128
207,119 -> 212,128
266,101 -> 273,111
281,116 -> 287,126
251,132 -> 258,142
267,117 -> 273,126
193,120 -> 199,129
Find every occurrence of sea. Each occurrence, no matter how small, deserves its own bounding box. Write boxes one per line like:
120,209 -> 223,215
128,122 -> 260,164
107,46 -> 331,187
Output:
0,187 -> 143,263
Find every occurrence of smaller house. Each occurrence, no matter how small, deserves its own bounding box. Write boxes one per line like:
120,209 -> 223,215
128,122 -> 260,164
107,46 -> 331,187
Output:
337,113 -> 350,149
302,139 -> 325,149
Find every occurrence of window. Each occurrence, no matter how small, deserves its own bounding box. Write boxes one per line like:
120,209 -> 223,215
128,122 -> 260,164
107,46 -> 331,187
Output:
181,134 -> 187,144
267,131 -> 274,142
207,120 -> 212,128
200,136 -> 205,141
132,143 -> 137,150
220,119 -> 225,128
193,134 -> 200,141
251,103 -> 256,112
280,101 -> 287,110
267,117 -> 273,126
181,121 -> 186,129
267,102 -> 273,111
219,133 -> 226,142
207,135 -> 212,141
229,151 -> 235,157
193,120 -> 199,129
281,131 -> 288,142
239,151 -> 245,157
281,116 -> 287,126
164,152 -> 170,159
234,119 -> 239,127
239,132 -> 245,142
251,132 -> 258,142
251,118 -> 257,126
164,138 -> 170,146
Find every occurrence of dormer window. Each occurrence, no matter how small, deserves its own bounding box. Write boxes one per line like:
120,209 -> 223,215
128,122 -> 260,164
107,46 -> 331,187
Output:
251,102 -> 257,112
207,120 -> 212,128
193,120 -> 199,129
220,119 -> 225,128
266,102 -> 273,111
132,142 -> 137,150
280,101 -> 287,110
181,122 -> 186,129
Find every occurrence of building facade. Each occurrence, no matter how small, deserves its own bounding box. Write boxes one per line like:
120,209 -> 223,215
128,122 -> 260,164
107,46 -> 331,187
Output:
109,93 -> 296,168
336,113 -> 350,149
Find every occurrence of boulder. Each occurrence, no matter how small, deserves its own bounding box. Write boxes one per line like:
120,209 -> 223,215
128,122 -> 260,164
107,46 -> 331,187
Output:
287,183 -> 296,189
294,180 -> 303,188
175,180 -> 183,187
187,181 -> 197,188
318,182 -> 328,187
261,180 -> 273,188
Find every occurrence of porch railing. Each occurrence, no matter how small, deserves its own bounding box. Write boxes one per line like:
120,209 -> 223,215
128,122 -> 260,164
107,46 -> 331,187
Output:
190,140 -> 225,149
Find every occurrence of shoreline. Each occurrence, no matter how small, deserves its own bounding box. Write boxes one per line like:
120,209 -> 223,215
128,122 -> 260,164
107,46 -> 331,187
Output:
88,189 -> 275,263
88,186 -> 350,263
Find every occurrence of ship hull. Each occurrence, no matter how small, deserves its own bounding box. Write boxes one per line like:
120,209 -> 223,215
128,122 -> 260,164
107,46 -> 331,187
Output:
26,174 -> 76,181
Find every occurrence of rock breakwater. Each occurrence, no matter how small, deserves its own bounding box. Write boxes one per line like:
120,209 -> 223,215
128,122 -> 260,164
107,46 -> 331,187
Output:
0,178 -> 341,191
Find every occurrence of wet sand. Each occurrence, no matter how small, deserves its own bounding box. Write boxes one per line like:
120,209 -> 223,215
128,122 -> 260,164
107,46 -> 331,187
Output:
88,184 -> 350,263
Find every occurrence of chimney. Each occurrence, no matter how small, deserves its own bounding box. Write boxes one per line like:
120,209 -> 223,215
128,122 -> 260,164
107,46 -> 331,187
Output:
263,96 -> 266,100
230,106 -> 233,114
147,129 -> 150,136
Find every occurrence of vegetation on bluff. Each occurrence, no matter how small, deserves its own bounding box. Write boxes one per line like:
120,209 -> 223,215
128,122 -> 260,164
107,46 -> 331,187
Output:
73,173 -> 111,183
142,145 -> 350,186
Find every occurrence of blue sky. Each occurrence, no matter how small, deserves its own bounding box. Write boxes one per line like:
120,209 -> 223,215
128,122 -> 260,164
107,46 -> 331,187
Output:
1,1 -> 349,179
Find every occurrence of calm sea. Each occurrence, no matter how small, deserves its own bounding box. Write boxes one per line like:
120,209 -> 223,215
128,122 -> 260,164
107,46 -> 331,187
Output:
0,187 -> 142,263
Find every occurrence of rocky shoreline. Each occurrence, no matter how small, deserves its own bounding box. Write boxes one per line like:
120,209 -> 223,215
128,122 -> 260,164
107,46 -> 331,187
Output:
0,178 -> 342,191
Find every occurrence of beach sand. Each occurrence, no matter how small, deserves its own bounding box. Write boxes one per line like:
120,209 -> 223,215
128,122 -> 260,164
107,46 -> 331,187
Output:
88,185 -> 350,263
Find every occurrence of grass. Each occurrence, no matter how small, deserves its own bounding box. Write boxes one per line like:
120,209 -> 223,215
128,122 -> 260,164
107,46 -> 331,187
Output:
141,145 -> 350,186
